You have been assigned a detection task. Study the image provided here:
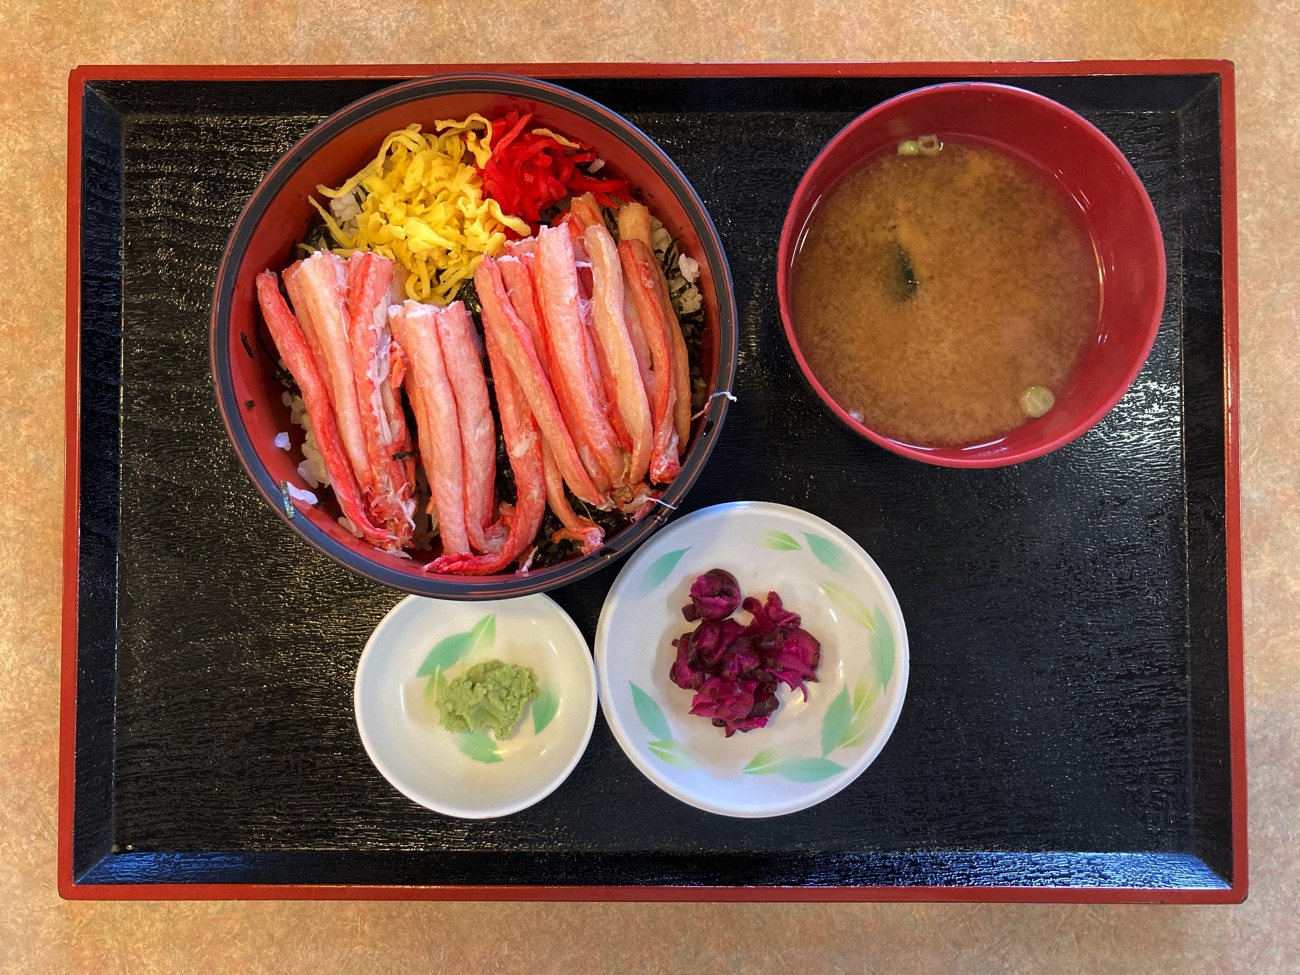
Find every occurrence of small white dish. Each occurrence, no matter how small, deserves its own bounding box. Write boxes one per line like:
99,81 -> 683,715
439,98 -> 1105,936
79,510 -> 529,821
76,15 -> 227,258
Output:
594,501 -> 908,818
355,593 -> 596,818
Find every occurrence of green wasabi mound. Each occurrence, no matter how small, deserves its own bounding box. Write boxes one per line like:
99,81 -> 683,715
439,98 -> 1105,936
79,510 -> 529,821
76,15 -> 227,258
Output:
437,660 -> 540,740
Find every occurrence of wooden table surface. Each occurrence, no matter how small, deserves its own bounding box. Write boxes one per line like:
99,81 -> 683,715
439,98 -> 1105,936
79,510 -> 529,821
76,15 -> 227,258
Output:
2,1 -> 1296,971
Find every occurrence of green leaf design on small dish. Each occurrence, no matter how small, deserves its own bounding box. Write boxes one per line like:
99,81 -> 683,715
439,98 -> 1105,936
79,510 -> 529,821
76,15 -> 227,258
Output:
804,532 -> 849,573
417,632 -> 472,677
425,667 -> 450,704
759,529 -> 801,551
819,581 -> 876,631
647,739 -> 693,768
532,690 -> 559,734
871,607 -> 896,689
743,747 -> 783,775
639,547 -> 691,595
456,730 -> 503,764
470,613 -> 496,652
416,613 -> 496,677
630,682 -> 672,741
820,688 -> 853,757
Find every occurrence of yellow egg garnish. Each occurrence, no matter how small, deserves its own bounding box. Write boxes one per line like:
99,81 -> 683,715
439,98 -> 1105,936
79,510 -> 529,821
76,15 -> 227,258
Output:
308,118 -> 529,304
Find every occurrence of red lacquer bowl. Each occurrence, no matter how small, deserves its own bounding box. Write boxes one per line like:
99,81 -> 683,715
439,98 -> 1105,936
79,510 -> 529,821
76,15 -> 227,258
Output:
212,75 -> 737,598
777,82 -> 1166,468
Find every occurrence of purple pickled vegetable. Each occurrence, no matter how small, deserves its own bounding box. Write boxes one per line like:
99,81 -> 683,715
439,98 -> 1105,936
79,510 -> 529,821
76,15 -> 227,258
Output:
689,676 -> 757,736
670,631 -> 704,689
760,627 -> 822,696
720,641 -> 761,678
762,592 -> 800,628
666,568 -> 825,737
686,568 -> 742,621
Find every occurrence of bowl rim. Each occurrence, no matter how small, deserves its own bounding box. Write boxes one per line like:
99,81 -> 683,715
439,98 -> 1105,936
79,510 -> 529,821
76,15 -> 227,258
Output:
210,72 -> 738,597
775,81 -> 1167,469
353,592 -> 598,819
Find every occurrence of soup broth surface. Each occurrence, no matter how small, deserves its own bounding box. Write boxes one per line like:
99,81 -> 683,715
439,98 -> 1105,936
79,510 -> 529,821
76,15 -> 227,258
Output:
791,140 -> 1100,447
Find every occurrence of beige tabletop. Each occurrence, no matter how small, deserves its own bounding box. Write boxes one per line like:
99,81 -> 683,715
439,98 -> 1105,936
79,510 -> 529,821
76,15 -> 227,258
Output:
3,1 -> 1297,972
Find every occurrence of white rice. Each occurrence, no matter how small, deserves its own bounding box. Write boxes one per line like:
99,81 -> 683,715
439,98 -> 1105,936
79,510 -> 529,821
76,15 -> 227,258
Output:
329,193 -> 361,223
650,225 -> 673,255
674,283 -> 703,315
286,393 -> 330,489
285,483 -> 318,506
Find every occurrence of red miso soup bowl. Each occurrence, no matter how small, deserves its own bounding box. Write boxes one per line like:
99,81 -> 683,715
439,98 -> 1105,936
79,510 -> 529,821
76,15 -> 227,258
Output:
212,74 -> 737,598
777,82 -> 1166,468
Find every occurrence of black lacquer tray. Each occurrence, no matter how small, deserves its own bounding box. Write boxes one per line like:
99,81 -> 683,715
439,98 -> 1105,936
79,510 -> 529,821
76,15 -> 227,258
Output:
60,62 -> 1245,902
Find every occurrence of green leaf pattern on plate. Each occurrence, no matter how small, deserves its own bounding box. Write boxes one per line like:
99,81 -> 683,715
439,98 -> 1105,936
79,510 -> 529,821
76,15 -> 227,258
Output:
425,667 -> 450,704
417,613 -> 497,676
470,613 -> 496,652
417,632 -> 472,677
647,739 -> 693,768
743,747 -> 783,774
871,607 -> 896,689
770,757 -> 846,782
804,532 -> 849,573
639,547 -> 691,595
820,688 -> 853,757
841,675 -> 881,750
630,685 -> 693,769
742,753 -> 845,782
819,581 -> 876,631
532,690 -> 559,734
630,682 -> 672,741
758,529 -> 801,551
457,730 -> 503,764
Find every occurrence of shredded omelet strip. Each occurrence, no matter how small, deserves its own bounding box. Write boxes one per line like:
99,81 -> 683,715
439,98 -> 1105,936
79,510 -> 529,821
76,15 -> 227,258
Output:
309,118 -> 529,304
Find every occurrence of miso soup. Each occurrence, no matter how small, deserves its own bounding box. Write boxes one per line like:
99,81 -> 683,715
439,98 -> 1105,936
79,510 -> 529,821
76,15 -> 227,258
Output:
790,140 -> 1100,447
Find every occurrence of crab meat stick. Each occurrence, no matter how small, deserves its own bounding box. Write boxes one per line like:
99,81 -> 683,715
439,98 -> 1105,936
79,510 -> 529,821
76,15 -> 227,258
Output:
345,252 -> 416,546
542,444 -> 604,554
282,260 -> 330,394
499,243 -> 546,355
618,203 -> 692,446
428,323 -> 545,575
566,192 -> 604,231
475,257 -> 606,508
388,301 -> 472,557
534,225 -> 625,490
620,276 -> 655,395
433,302 -> 498,553
618,238 -> 681,484
498,245 -> 597,475
285,251 -> 374,496
255,272 -> 393,548
585,223 -> 652,485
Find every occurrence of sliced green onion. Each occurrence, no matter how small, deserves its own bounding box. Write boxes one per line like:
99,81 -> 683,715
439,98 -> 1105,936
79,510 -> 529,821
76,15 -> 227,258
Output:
1019,386 -> 1056,418
917,134 -> 943,156
896,139 -> 920,156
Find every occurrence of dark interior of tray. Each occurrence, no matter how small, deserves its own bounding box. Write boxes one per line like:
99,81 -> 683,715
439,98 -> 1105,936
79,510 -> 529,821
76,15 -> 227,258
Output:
72,72 -> 1233,890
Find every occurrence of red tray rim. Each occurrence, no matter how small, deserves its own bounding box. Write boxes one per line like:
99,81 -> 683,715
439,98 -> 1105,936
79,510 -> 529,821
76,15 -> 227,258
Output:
60,59 -> 1244,904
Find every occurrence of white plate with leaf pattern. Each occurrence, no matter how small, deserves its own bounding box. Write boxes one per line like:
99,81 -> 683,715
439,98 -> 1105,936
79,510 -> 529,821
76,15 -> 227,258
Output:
594,501 -> 908,817
355,593 -> 596,818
